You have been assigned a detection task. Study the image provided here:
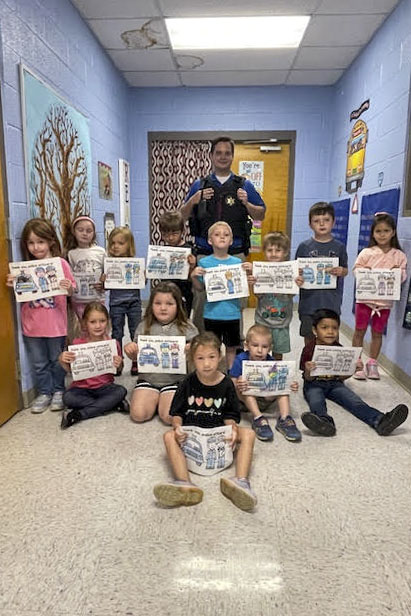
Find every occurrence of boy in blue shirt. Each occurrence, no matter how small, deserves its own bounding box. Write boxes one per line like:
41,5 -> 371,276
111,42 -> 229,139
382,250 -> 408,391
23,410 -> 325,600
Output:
295,202 -> 348,343
230,324 -> 301,442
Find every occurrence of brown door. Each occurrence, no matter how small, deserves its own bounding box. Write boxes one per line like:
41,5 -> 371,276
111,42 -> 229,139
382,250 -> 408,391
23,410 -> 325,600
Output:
233,143 -> 291,307
0,155 -> 21,425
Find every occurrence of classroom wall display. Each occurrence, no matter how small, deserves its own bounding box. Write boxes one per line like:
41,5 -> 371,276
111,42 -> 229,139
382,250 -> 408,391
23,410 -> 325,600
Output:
181,425 -> 233,476
204,264 -> 249,302
98,162 -> 112,200
118,159 -> 130,227
355,268 -> 401,301
253,260 -> 299,294
104,258 -> 145,289
104,212 -> 115,249
20,65 -> 92,249
9,257 -> 66,303
242,361 -> 296,396
146,245 -> 191,280
297,257 -> 338,289
137,335 -> 186,374
311,345 -> 362,377
346,119 -> 368,194
68,339 -> 117,381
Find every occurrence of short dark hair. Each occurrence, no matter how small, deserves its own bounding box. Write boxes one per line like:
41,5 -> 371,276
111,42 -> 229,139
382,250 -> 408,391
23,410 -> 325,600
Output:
263,231 -> 290,253
369,213 -> 402,250
309,202 -> 335,222
210,136 -> 235,156
190,331 -> 222,359
159,210 -> 185,234
312,309 -> 340,328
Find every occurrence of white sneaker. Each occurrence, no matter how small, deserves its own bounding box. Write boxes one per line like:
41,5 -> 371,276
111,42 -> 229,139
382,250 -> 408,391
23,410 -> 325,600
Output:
30,394 -> 52,414
50,391 -> 65,411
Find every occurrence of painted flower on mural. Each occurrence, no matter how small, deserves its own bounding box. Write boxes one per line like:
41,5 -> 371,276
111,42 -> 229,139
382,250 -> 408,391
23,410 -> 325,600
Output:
30,104 -> 90,247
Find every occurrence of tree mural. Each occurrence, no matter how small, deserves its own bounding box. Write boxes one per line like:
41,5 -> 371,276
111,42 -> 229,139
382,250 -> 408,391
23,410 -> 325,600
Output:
30,104 -> 90,248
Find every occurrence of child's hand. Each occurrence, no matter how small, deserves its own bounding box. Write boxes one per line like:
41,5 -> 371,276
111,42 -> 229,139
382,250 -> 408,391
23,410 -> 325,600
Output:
290,380 -> 299,392
241,262 -> 252,273
198,187 -> 214,202
184,342 -> 191,354
174,426 -> 187,445
59,278 -> 73,292
327,266 -> 345,276
191,266 -> 205,279
6,273 -> 15,287
236,376 -> 250,393
100,273 -> 107,284
247,274 -> 257,285
305,361 -> 316,374
113,355 -> 123,369
237,188 -> 248,204
187,254 -> 196,269
295,275 -> 304,287
93,281 -> 104,293
226,423 -> 238,448
60,351 -> 76,364
124,341 -> 138,360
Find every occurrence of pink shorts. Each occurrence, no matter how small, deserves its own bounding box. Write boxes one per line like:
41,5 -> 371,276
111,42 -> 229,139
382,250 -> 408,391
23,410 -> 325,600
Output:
355,303 -> 390,334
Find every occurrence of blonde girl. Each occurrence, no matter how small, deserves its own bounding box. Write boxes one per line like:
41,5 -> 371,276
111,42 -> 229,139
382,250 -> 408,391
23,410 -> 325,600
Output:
124,282 -> 198,424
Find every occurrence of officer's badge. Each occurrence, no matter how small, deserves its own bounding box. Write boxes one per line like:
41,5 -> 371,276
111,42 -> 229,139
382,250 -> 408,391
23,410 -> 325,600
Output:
226,196 -> 235,206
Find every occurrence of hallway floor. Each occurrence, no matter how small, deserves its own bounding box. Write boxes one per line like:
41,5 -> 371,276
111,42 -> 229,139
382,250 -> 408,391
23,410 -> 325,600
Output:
1,311 -> 410,616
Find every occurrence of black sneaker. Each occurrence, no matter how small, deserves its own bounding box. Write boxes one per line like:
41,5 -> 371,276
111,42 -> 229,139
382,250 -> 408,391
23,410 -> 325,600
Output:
116,399 -> 130,413
301,412 -> 336,436
61,409 -> 82,430
375,404 -> 408,436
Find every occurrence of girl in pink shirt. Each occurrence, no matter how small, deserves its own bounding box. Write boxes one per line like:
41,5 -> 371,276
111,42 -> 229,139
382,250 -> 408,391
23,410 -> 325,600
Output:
352,213 -> 407,379
6,218 -> 75,413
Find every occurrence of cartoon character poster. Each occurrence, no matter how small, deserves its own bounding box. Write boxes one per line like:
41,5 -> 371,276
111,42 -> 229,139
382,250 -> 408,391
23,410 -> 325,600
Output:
204,263 -> 249,302
253,260 -> 299,295
355,268 -> 401,301
297,257 -> 338,289
104,257 -> 145,289
146,245 -> 191,280
98,161 -> 112,200
137,335 -> 186,374
346,119 -> 368,194
9,257 -> 66,302
181,425 -> 233,476
311,346 -> 362,377
241,361 -> 296,396
68,339 -> 117,381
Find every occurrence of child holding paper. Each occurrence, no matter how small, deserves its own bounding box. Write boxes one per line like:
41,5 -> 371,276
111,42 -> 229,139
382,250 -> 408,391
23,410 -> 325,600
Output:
300,309 -> 408,437
153,332 -> 257,512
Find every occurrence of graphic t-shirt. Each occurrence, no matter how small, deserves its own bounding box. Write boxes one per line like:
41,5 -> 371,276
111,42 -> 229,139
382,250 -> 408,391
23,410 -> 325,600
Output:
255,293 -> 293,329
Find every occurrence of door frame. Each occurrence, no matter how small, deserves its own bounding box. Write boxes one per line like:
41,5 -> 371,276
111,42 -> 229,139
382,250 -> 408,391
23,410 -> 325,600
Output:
148,130 -> 296,241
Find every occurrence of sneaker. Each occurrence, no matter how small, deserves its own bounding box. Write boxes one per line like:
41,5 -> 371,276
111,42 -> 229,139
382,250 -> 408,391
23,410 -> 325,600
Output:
130,361 -> 138,376
252,415 -> 274,441
61,409 -> 82,430
153,480 -> 203,507
353,367 -> 367,380
365,359 -> 380,380
115,399 -> 130,413
220,476 -> 257,512
301,412 -> 336,437
276,416 -> 302,442
30,394 -> 52,414
375,404 -> 408,436
49,391 -> 65,412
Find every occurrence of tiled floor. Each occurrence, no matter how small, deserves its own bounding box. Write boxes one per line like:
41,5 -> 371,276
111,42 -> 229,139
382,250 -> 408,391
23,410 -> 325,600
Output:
1,310 -> 410,616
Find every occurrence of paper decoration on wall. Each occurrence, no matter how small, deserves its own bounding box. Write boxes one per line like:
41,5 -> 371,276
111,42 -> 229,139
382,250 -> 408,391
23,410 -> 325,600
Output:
346,119 -> 368,193
119,159 -> 130,227
378,171 -> 384,187
104,257 -> 145,289
181,425 -> 233,476
355,268 -> 401,301
311,346 -> 362,377
349,99 -> 370,121
137,335 -> 186,374
204,264 -> 249,302
297,257 -> 338,289
9,257 -> 67,302
146,245 -> 191,280
241,361 -> 296,396
402,279 -> 411,330
351,193 -> 358,214
98,162 -> 112,200
68,339 -> 117,381
104,212 -> 115,249
253,260 -> 299,295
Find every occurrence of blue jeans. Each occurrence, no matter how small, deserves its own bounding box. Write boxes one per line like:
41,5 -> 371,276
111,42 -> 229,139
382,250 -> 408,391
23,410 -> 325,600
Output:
63,384 -> 127,420
303,380 -> 383,428
110,299 -> 142,351
24,335 -> 66,395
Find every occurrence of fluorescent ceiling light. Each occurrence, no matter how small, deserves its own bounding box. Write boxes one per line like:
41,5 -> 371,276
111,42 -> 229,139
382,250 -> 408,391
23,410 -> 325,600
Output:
165,16 -> 310,50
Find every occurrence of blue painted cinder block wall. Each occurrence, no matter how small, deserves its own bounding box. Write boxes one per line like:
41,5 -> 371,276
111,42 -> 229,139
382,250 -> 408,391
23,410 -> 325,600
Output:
0,0 -> 130,393
328,0 -> 411,377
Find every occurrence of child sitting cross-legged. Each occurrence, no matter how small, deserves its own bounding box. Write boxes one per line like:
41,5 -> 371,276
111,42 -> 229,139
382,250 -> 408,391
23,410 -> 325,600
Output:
230,325 -> 302,443
300,308 -> 408,437
153,332 -> 257,512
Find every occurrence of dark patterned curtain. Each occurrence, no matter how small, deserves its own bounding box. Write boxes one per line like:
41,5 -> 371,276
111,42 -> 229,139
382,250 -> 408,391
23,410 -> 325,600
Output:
150,140 -> 212,244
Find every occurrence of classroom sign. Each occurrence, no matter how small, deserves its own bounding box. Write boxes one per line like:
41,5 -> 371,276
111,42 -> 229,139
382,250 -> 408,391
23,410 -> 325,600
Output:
146,245 -> 191,280
253,260 -> 299,295
104,257 -> 145,289
204,264 -> 249,302
242,361 -> 296,396
68,339 -> 118,381
137,335 -> 186,374
181,425 -> 233,476
9,257 -> 67,302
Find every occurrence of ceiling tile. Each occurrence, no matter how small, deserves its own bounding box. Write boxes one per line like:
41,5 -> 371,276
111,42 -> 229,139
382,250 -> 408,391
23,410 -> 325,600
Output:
86,18 -> 168,50
71,0 -> 160,19
159,0 -> 318,18
107,49 -> 176,71
173,49 -> 297,71
315,0 -> 399,14
302,14 -> 386,46
294,46 -> 361,69
286,69 -> 343,85
181,70 -> 288,86
123,71 -> 181,86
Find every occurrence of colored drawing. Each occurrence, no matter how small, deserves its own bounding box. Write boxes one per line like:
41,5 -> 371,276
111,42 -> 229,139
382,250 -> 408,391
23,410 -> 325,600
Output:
297,257 -> 338,289
242,361 -> 296,397
146,245 -> 191,280
9,257 -> 66,303
181,425 -> 234,476
137,335 -> 186,374
204,264 -> 249,302
355,268 -> 401,301
253,260 -> 299,295
104,257 -> 145,289
68,339 -> 117,381
311,346 -> 362,377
